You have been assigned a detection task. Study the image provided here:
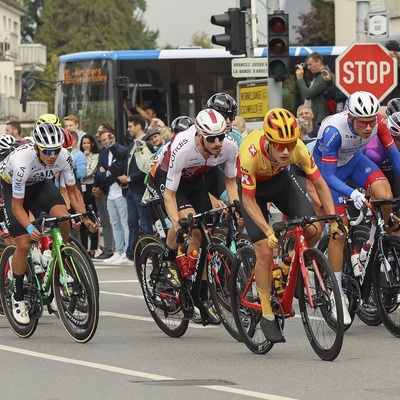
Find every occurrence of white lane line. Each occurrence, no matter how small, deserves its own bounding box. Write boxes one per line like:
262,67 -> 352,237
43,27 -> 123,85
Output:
0,345 -> 298,399
99,280 -> 138,283
100,290 -> 141,299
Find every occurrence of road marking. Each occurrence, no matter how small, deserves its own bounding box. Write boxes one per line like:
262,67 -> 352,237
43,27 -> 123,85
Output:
100,290 -> 142,299
0,344 -> 298,399
99,280 -> 138,283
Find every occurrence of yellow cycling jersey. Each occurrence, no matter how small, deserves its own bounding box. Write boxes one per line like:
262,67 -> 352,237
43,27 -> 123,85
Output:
238,130 -> 320,196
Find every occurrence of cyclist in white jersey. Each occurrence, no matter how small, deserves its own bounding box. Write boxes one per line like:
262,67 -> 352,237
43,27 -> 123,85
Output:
1,123 -> 98,324
313,91 -> 400,324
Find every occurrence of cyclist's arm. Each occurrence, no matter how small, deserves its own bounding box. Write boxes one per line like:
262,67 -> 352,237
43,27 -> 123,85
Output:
311,175 -> 337,216
225,176 -> 239,204
242,194 -> 270,235
11,199 -> 34,235
164,187 -> 180,233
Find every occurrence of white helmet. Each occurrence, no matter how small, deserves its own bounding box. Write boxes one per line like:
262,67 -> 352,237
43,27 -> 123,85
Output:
195,109 -> 226,136
0,134 -> 15,151
347,91 -> 380,118
387,112 -> 400,138
33,123 -> 65,148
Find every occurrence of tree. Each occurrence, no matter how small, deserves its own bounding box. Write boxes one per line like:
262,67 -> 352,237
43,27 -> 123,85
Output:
191,31 -> 212,48
294,0 -> 335,46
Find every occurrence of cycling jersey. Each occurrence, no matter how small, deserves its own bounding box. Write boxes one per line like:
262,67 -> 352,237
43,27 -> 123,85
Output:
238,130 -> 320,196
363,136 -> 392,172
313,111 -> 400,198
1,144 -> 76,200
157,125 -> 237,192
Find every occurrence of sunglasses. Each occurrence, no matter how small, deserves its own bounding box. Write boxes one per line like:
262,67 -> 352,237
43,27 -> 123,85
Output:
204,133 -> 226,143
354,117 -> 378,128
270,141 -> 297,152
38,146 -> 62,156
220,111 -> 236,121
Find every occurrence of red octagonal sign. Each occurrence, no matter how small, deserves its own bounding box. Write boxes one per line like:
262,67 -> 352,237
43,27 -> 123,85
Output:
335,42 -> 398,102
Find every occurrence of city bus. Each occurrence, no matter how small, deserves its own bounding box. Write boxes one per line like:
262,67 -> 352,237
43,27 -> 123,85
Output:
55,47 -> 345,144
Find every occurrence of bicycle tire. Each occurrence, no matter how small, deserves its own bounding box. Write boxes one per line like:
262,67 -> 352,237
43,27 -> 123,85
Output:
229,246 -> 274,354
373,235 -> 400,337
297,248 -> 344,361
137,241 -> 189,338
0,245 -> 39,338
53,245 -> 99,343
207,243 -> 241,341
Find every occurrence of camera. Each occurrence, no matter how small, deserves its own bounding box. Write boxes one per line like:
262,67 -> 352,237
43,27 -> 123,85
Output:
296,62 -> 307,71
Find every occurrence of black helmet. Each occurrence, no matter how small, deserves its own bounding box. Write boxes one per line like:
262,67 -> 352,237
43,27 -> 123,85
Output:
206,93 -> 238,120
387,98 -> 400,116
171,116 -> 195,134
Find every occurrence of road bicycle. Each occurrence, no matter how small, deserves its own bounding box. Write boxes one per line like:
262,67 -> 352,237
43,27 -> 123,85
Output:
229,214 -> 345,361
135,203 -> 237,338
0,210 -> 100,343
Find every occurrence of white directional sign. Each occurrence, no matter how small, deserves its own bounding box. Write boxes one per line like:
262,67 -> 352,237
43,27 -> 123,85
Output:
231,58 -> 268,78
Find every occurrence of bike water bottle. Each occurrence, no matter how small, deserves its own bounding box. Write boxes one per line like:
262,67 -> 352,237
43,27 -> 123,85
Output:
41,235 -> 53,251
357,243 -> 371,276
41,249 -> 52,270
31,246 -> 44,274
281,253 -> 292,277
187,250 -> 198,277
176,249 -> 189,278
272,266 -> 285,295
351,249 -> 361,276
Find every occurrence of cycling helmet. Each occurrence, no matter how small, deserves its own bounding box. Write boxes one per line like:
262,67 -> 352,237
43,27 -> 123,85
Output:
171,116 -> 195,134
195,109 -> 226,136
61,128 -> 73,149
387,112 -> 400,138
36,113 -> 62,127
206,93 -> 238,117
386,98 -> 400,116
0,134 -> 15,151
263,108 -> 299,143
347,91 -> 380,118
33,123 -> 65,148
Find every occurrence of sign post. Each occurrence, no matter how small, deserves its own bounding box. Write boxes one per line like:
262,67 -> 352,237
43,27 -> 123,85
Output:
335,42 -> 398,102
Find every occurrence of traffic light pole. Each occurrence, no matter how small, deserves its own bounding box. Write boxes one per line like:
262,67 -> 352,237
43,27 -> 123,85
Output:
267,0 -> 283,108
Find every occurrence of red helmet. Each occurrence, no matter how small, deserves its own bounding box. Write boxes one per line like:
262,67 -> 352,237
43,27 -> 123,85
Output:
61,128 -> 73,149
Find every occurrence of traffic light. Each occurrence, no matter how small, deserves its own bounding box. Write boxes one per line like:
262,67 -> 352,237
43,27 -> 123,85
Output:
267,11 -> 289,81
211,8 -> 246,56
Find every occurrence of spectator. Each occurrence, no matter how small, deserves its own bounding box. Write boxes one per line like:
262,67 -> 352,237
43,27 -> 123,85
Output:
144,127 -> 165,150
232,116 -> 247,136
96,121 -> 115,141
295,52 -> 330,124
96,131 -> 130,265
70,131 -> 87,184
80,134 -> 100,257
5,120 -> 22,140
296,104 -> 319,138
63,115 -> 87,147
109,115 -> 154,262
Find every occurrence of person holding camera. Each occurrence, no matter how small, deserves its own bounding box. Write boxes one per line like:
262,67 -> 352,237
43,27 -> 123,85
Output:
295,52 -> 330,125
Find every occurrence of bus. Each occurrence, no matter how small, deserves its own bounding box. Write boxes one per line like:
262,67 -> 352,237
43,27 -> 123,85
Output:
55,47 -> 345,144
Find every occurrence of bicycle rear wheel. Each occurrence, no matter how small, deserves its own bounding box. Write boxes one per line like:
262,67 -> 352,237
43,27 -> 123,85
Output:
207,243 -> 241,341
229,246 -> 274,354
373,235 -> 400,337
0,245 -> 39,338
297,248 -> 344,361
53,245 -> 99,343
137,241 -> 189,338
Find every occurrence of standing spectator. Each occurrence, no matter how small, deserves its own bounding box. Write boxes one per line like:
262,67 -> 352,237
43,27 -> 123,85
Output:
232,116 -> 247,136
144,127 -> 165,151
108,115 -> 154,262
70,131 -> 87,184
80,134 -> 100,257
296,105 -> 319,138
63,115 -> 86,147
295,52 -> 330,124
96,131 -> 130,265
5,120 -> 22,140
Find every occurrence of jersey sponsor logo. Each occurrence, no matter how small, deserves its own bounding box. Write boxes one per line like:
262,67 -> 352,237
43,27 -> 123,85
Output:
214,99 -> 225,106
240,173 -> 253,186
365,167 -> 372,173
248,144 -> 257,156
32,170 -> 56,180
169,137 -> 188,169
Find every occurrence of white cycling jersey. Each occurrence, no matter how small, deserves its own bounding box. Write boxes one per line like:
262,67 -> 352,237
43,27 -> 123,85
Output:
157,125 -> 237,192
1,144 -> 76,200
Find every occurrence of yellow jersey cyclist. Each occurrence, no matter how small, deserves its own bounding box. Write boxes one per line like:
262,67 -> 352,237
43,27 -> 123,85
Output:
237,108 -> 343,343
1,123 -> 98,325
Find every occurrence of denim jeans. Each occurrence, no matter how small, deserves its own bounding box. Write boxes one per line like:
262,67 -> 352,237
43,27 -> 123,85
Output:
107,195 -> 129,254
126,190 -> 154,259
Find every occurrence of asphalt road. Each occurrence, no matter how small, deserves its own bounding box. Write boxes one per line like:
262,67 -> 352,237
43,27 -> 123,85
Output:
1,260 -> 400,400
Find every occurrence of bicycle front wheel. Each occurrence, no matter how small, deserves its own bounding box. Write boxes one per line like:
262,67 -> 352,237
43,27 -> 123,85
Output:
53,245 -> 99,343
207,243 -> 241,341
137,241 -> 189,338
229,246 -> 274,354
373,235 -> 400,337
298,248 -> 344,361
0,245 -> 39,338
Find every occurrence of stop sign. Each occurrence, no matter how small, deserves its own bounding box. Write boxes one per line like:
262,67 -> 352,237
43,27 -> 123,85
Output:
335,42 -> 398,102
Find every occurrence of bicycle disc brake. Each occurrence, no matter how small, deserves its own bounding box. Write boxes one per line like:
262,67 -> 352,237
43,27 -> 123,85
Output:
179,287 -> 194,319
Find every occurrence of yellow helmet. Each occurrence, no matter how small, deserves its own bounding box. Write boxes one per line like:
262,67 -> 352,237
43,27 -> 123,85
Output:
36,113 -> 61,127
263,108 -> 299,143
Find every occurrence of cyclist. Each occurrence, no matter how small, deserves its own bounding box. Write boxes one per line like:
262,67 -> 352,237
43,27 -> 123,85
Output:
386,98 -> 400,116
0,134 -> 16,163
0,123 -> 98,324
36,113 -> 62,127
238,108 -> 341,343
151,108 -> 239,325
170,116 -> 195,135
313,91 -> 400,322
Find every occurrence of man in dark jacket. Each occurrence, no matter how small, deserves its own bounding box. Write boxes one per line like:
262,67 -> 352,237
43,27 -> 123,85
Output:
108,115 -> 154,262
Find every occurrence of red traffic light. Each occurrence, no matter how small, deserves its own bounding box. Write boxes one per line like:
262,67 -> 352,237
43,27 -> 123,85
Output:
268,16 -> 288,34
269,38 -> 287,54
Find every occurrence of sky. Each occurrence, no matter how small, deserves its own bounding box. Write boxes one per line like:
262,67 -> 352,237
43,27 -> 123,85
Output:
143,0 -> 310,49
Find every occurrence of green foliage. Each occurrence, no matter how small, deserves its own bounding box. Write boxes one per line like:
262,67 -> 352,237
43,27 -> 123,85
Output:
294,0 -> 335,46
17,0 -> 44,43
191,31 -> 212,49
